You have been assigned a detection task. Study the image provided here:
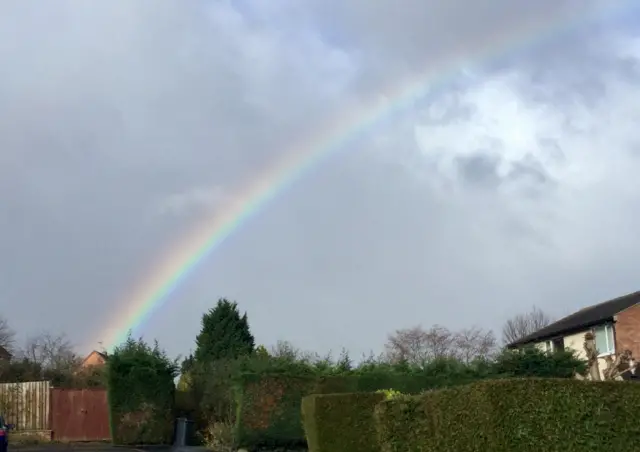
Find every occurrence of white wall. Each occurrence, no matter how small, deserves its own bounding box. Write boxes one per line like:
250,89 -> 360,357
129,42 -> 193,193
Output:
536,329 -> 610,380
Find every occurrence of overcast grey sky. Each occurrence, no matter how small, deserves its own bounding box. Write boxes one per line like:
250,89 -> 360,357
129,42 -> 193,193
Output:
2,0 -> 640,359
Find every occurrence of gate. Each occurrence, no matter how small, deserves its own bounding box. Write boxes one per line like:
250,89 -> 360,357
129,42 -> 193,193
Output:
50,388 -> 110,441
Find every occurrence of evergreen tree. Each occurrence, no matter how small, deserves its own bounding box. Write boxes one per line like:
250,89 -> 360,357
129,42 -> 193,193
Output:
180,353 -> 195,374
106,334 -> 178,444
194,298 -> 255,363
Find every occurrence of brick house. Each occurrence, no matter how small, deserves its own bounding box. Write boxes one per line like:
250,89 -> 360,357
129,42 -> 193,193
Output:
507,291 -> 640,379
80,350 -> 107,369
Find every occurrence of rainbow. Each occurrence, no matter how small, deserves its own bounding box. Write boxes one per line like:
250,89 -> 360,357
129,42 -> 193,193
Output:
101,2 -> 626,350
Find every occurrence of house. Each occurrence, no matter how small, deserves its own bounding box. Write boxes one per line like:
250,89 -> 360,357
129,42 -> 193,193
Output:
80,350 -> 108,369
0,345 -> 12,361
507,291 -> 640,378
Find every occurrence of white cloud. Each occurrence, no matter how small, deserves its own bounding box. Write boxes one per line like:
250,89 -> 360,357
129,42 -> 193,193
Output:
409,37 -> 640,273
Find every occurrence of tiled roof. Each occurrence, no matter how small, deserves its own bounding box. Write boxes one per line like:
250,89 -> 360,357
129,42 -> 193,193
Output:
508,291 -> 640,348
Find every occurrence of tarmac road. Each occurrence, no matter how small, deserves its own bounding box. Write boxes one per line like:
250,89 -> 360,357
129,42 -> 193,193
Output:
10,444 -> 211,452
10,445 -> 160,452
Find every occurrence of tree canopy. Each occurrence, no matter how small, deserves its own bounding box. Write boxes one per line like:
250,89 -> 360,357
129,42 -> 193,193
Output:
194,298 -> 255,363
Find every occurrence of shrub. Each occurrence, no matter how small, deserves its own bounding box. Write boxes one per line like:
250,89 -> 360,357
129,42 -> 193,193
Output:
302,392 -> 385,452
316,372 -> 477,394
174,388 -> 198,419
192,351 -> 319,426
195,359 -> 238,424
234,374 -> 316,449
233,372 -> 477,449
106,336 -> 178,445
375,378 -> 640,452
491,347 -> 587,378
375,389 -> 403,400
200,420 -> 235,452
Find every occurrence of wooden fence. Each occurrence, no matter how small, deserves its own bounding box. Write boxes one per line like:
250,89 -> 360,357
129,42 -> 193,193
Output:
0,381 -> 51,431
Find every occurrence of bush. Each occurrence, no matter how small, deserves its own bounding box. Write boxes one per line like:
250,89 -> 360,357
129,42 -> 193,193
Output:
491,347 -> 587,378
203,346 -> 583,449
233,372 -> 478,449
375,389 -> 403,400
375,378 -> 640,452
106,336 -> 178,445
174,388 -> 199,419
302,392 -> 385,452
200,420 -> 235,452
234,374 -> 316,449
195,359 -> 238,424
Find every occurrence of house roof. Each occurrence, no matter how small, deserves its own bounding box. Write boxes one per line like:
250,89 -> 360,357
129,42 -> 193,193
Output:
0,345 -> 12,359
507,290 -> 640,348
81,350 -> 108,364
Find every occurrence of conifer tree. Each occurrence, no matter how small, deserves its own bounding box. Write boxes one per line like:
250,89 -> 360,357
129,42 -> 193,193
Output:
194,298 -> 255,363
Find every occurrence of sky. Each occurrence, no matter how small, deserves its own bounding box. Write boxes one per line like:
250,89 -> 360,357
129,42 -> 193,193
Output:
2,0 -> 640,360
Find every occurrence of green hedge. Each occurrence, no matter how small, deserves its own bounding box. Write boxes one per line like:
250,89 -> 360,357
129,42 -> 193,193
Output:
106,338 -> 177,445
302,392 -> 385,452
375,378 -> 640,452
233,372 -> 478,448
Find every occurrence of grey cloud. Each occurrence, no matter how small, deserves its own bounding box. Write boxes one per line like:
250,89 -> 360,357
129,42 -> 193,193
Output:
452,151 -> 551,194
2,0 -> 640,360
454,152 -> 502,189
302,0 -> 595,96
0,1 -> 355,349
507,154 -> 551,187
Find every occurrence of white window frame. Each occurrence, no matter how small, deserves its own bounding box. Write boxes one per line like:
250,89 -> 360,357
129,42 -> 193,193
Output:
542,340 -> 554,353
593,324 -> 615,357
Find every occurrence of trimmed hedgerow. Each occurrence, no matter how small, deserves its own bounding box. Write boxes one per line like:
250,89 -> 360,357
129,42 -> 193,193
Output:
301,392 -> 385,452
234,374 -> 316,449
375,378 -> 640,452
233,372 -> 478,449
106,336 -> 178,445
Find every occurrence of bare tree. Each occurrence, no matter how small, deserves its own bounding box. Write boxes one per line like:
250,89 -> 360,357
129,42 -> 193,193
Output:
0,315 -> 16,354
270,340 -> 303,361
502,306 -> 553,345
21,332 -> 79,372
268,340 -> 321,363
385,325 -> 455,365
575,331 -> 638,381
453,327 -> 497,363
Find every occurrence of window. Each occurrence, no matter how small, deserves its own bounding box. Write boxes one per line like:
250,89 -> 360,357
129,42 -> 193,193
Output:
552,337 -> 565,352
541,337 -> 564,353
594,324 -> 615,356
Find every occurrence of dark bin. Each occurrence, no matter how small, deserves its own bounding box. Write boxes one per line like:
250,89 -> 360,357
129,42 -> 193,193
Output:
174,417 -> 197,447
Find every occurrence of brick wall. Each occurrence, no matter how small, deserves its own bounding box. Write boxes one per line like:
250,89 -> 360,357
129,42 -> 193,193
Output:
615,303 -> 640,357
